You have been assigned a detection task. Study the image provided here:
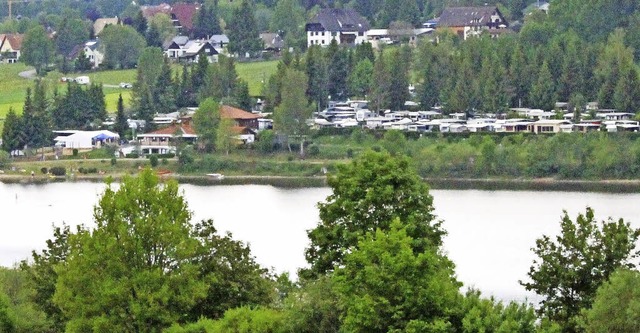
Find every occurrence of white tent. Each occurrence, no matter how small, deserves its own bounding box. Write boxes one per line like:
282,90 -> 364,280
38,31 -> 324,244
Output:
54,130 -> 119,149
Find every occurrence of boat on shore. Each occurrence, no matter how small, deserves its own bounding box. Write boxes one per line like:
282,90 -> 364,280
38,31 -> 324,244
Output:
206,173 -> 225,180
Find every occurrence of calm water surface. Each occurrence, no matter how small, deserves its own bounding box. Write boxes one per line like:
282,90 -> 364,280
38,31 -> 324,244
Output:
2,182 -> 639,303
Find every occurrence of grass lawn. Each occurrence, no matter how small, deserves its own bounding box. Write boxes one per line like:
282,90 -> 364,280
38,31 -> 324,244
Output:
236,60 -> 279,96
0,59 -> 279,130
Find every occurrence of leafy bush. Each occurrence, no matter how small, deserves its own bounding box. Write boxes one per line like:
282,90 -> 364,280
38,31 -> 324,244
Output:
0,151 -> 10,169
72,149 -> 78,157
40,167 -> 48,174
149,155 -> 159,167
78,167 -> 98,174
49,166 -> 66,176
125,153 -> 139,158
307,144 -> 320,157
110,158 -> 116,166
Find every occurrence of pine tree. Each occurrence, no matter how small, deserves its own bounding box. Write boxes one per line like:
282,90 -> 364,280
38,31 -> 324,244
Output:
227,0 -> 262,57
387,48 -> 410,111
370,51 -> 390,113
530,61 -> 556,111
88,83 -> 107,126
1,108 -> 23,152
153,60 -> 176,115
305,45 -> 327,110
233,79 -> 252,111
115,94 -> 129,140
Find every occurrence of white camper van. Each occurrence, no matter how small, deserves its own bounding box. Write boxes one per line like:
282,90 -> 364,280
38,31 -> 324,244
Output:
75,76 -> 90,85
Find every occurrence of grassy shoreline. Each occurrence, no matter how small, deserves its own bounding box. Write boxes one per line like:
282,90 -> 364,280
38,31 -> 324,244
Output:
3,172 -> 640,193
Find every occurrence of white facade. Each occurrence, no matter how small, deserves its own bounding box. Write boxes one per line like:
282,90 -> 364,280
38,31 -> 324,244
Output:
307,30 -> 367,47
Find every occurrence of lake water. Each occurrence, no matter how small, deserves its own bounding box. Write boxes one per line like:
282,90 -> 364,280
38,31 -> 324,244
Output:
2,181 -> 640,303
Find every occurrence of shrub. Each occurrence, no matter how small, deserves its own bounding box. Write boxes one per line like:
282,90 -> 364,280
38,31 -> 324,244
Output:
149,155 -> 159,167
161,158 -> 168,165
110,158 -> 116,166
307,144 -> 320,157
40,167 -> 48,174
72,149 -> 78,157
125,153 -> 139,158
49,166 -> 66,176
0,151 -> 10,169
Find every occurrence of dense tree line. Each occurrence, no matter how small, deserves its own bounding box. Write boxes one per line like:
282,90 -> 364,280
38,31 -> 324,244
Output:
2,152 -> 638,332
1,80 -> 106,153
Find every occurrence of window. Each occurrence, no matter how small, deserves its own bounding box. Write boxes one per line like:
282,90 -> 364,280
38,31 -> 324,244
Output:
321,31 -> 325,36
358,32 -> 363,36
322,40 -> 325,44
332,32 -> 337,37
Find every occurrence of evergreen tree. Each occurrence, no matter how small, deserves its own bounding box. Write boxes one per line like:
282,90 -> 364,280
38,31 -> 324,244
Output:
145,21 -> 162,48
153,60 -> 176,115
88,83 -> 107,127
305,45 -> 327,110
193,3 -> 221,39
325,40 -> 349,100
75,49 -> 93,71
387,48 -> 410,111
233,79 -> 252,111
370,51 -> 390,113
1,108 -> 23,152
132,10 -> 148,37
114,94 -> 129,140
176,64 -> 194,107
613,68 -> 640,114
227,0 -> 262,57
529,61 -> 556,111
348,58 -> 373,98
481,54 -> 508,113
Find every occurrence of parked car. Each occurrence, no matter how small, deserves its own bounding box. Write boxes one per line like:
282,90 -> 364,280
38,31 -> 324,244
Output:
119,82 -> 132,88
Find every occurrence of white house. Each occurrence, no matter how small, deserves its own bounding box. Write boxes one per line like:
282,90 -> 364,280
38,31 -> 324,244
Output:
164,36 -> 219,63
305,8 -> 370,47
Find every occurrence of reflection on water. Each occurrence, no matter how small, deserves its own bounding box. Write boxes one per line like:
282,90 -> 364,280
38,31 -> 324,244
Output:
2,182 -> 639,303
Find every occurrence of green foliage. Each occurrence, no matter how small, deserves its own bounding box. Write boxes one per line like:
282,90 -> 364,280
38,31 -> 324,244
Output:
302,150 -> 445,279
227,0 -> 262,57
209,307 -> 284,333
193,98 -> 221,152
521,207 -> 640,332
100,24 -> 146,69
216,117 -> 236,155
149,154 -> 159,167
581,269 -> 640,333
280,276 -> 341,333
1,108 -> 22,152
53,170 -> 207,332
274,68 -> 311,155
256,130 -> 277,153
21,25 -> 55,75
333,219 -> 461,333
49,166 -> 66,176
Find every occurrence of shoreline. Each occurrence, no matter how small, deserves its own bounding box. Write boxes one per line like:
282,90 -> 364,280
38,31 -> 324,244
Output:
2,173 -> 640,192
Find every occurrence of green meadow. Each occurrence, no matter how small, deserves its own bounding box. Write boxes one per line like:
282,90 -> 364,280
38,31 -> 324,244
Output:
0,59 -> 278,130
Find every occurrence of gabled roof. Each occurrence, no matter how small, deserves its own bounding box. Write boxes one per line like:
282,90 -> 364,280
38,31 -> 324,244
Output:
171,3 -> 200,30
181,41 -> 218,57
221,105 -> 262,120
141,3 -> 172,19
94,17 -> 118,36
438,6 -> 504,27
260,33 -> 284,50
209,34 -> 229,44
84,39 -> 101,51
143,122 -> 196,136
306,8 -> 370,32
1,33 -> 23,50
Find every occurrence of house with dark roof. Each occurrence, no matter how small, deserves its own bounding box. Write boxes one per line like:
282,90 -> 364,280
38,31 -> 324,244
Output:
437,6 -> 508,40
164,37 -> 219,63
0,33 -> 23,63
305,8 -> 370,47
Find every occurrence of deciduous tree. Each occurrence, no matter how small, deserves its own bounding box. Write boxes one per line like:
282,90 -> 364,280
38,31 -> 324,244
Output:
302,150 -> 446,279
521,207 -> 640,333
274,68 -> 311,155
21,25 -> 55,75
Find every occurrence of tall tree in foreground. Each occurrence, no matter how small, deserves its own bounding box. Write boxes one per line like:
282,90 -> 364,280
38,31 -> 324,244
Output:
53,170 -> 207,332
581,268 -> 640,333
301,150 -> 447,279
521,207 -> 640,333
274,68 -> 311,155
333,219 -> 461,332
